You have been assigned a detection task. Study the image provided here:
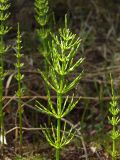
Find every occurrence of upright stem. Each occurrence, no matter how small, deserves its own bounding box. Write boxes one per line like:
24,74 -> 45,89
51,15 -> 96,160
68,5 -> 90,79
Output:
18,76 -> 22,154
56,75 -> 64,160
15,23 -> 23,155
44,58 -> 51,126
56,118 -> 61,160
112,125 -> 116,160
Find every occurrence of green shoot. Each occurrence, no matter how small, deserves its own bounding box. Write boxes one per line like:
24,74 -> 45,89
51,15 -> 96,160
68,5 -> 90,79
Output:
14,23 -> 24,155
36,16 -> 84,160
0,0 -> 11,145
34,0 -> 50,57
108,74 -> 120,160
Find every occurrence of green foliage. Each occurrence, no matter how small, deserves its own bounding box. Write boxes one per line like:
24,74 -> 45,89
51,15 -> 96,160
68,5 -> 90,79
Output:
36,15 -> 84,160
14,23 -> 24,154
108,74 -> 120,160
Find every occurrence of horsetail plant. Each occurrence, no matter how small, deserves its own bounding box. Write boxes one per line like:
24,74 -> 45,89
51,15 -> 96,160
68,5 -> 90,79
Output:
14,24 -> 24,154
108,75 -> 120,160
36,16 -> 84,160
0,0 -> 11,145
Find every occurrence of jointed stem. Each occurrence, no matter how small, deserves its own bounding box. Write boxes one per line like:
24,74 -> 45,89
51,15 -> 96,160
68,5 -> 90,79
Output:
56,75 -> 64,160
56,118 -> 61,160
18,79 -> 23,154
15,23 -> 24,155
112,125 -> 116,160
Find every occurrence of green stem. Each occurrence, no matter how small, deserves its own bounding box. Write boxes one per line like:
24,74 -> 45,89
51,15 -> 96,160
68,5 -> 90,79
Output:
112,125 -> 116,160
56,118 -> 61,160
17,26 -> 23,154
56,75 -> 64,160
44,58 -> 51,126
18,80 -> 22,155
56,93 -> 62,160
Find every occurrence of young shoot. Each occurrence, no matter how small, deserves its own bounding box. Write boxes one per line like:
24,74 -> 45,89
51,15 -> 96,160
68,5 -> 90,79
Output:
14,23 -> 24,154
108,74 -> 120,160
36,16 -> 84,160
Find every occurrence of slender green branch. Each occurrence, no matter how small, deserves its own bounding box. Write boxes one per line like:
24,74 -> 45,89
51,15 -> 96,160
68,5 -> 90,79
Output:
14,23 -> 24,155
